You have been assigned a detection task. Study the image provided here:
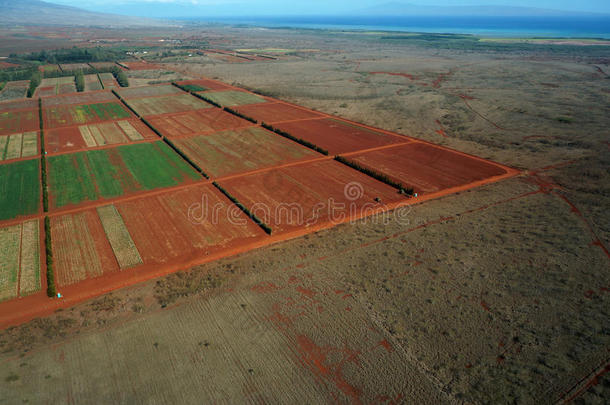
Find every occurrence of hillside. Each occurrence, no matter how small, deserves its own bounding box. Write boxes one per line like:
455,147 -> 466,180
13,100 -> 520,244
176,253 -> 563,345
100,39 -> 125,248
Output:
0,0 -> 167,27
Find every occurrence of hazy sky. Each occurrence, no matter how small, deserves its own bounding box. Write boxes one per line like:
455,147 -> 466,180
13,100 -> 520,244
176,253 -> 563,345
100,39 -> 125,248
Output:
48,0 -> 610,15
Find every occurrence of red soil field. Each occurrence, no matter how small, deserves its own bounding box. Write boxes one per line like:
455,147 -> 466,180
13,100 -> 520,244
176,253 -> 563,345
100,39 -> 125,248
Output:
148,108 -> 252,138
0,109 -> 39,136
175,79 -> 230,91
219,159 -> 406,235
115,84 -> 182,100
51,209 -> 119,287
118,61 -> 161,70
274,118 -> 406,155
346,142 -> 510,195
42,91 -> 116,107
45,119 -> 157,154
43,102 -> 134,129
234,102 -> 324,124
116,183 -> 266,265
0,99 -> 38,113
35,86 -> 56,98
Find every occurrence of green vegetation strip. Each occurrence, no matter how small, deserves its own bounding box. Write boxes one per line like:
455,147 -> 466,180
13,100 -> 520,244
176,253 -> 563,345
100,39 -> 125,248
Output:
74,70 -> 85,92
39,98 -> 49,212
261,122 -> 329,155
44,216 -> 56,297
213,181 -> 272,235
334,155 -> 414,195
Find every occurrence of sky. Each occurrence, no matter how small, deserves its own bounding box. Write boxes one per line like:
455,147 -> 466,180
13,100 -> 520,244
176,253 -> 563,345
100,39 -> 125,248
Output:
47,0 -> 610,16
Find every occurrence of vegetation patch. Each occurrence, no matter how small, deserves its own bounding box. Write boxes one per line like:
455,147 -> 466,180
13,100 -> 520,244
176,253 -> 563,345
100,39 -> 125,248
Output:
0,159 -> 41,221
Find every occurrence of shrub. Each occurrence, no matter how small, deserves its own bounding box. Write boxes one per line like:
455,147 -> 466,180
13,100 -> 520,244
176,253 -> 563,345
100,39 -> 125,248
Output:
111,66 -> 129,87
74,70 -> 85,92
44,217 -> 56,297
27,71 -> 41,98
173,83 -> 223,108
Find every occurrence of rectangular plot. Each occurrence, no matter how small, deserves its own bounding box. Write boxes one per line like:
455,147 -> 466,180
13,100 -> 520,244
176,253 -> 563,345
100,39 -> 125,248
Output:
89,125 -> 106,146
44,102 -> 132,129
202,90 -> 266,107
126,94 -> 211,117
21,132 -> 38,158
175,127 -> 318,178
97,205 -> 142,269
117,85 -> 182,99
148,109 -> 248,138
0,224 -> 20,302
0,159 -> 41,221
176,79 -> 230,91
78,126 -> 97,147
235,102 -> 324,124
4,132 -> 22,160
42,92 -> 116,108
116,184 -> 265,265
0,99 -> 38,113
274,118 -> 405,155
116,121 -> 143,141
98,122 -> 127,144
51,211 -> 118,286
219,160 -> 406,235
19,220 -> 41,296
0,109 -> 39,135
47,142 -> 200,210
345,143 -> 511,195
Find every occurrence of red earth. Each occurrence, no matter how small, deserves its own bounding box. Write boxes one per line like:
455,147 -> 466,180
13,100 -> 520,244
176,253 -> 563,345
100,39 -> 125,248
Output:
176,79 -> 231,91
218,159 -> 407,235
148,108 -> 254,138
116,183 -> 266,265
346,142 -> 511,195
0,98 -> 38,113
273,117 -> 407,155
0,109 -> 40,135
118,61 -> 161,70
234,102 -> 324,124
0,62 -> 19,69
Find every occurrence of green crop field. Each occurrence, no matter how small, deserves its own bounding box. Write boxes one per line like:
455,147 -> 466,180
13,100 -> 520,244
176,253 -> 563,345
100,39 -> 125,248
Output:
181,84 -> 208,92
201,91 -> 267,107
0,159 -> 40,221
45,102 -> 131,128
48,141 -> 201,209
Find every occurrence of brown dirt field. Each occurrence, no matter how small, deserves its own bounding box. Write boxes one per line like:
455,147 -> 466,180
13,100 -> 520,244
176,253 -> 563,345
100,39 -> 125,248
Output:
0,109 -> 39,136
41,91 -> 115,107
115,84 -> 182,100
219,159 -> 407,235
174,126 -> 319,178
45,119 -> 157,154
119,61 -> 162,70
51,210 -> 119,287
274,117 -> 406,155
175,79 -> 231,91
125,94 -> 211,117
0,99 -> 38,113
147,108 -> 251,138
234,101 -> 324,124
116,183 -> 266,265
346,142 -> 510,195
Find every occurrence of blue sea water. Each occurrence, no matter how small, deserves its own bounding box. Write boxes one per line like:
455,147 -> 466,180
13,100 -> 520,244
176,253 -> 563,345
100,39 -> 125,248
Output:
191,16 -> 610,39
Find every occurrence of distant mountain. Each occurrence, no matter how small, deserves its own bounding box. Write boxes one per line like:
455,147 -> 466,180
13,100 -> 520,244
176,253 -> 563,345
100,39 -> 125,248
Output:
357,2 -> 605,17
0,0 -> 168,27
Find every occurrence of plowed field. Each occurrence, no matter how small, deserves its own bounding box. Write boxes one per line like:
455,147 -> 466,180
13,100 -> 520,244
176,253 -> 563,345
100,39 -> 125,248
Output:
125,94 -> 211,117
42,91 -> 116,108
175,127 -> 318,178
116,85 -> 182,99
346,143 -> 511,195
0,220 -> 41,301
235,102 -> 324,124
0,132 -> 38,161
202,90 -> 267,107
218,160 -> 406,235
148,108 -> 253,138
273,118 -> 406,155
0,109 -> 39,135
175,79 -> 230,92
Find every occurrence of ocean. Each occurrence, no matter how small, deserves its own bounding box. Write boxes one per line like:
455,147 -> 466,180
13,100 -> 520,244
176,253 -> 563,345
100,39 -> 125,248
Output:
189,16 -> 610,39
